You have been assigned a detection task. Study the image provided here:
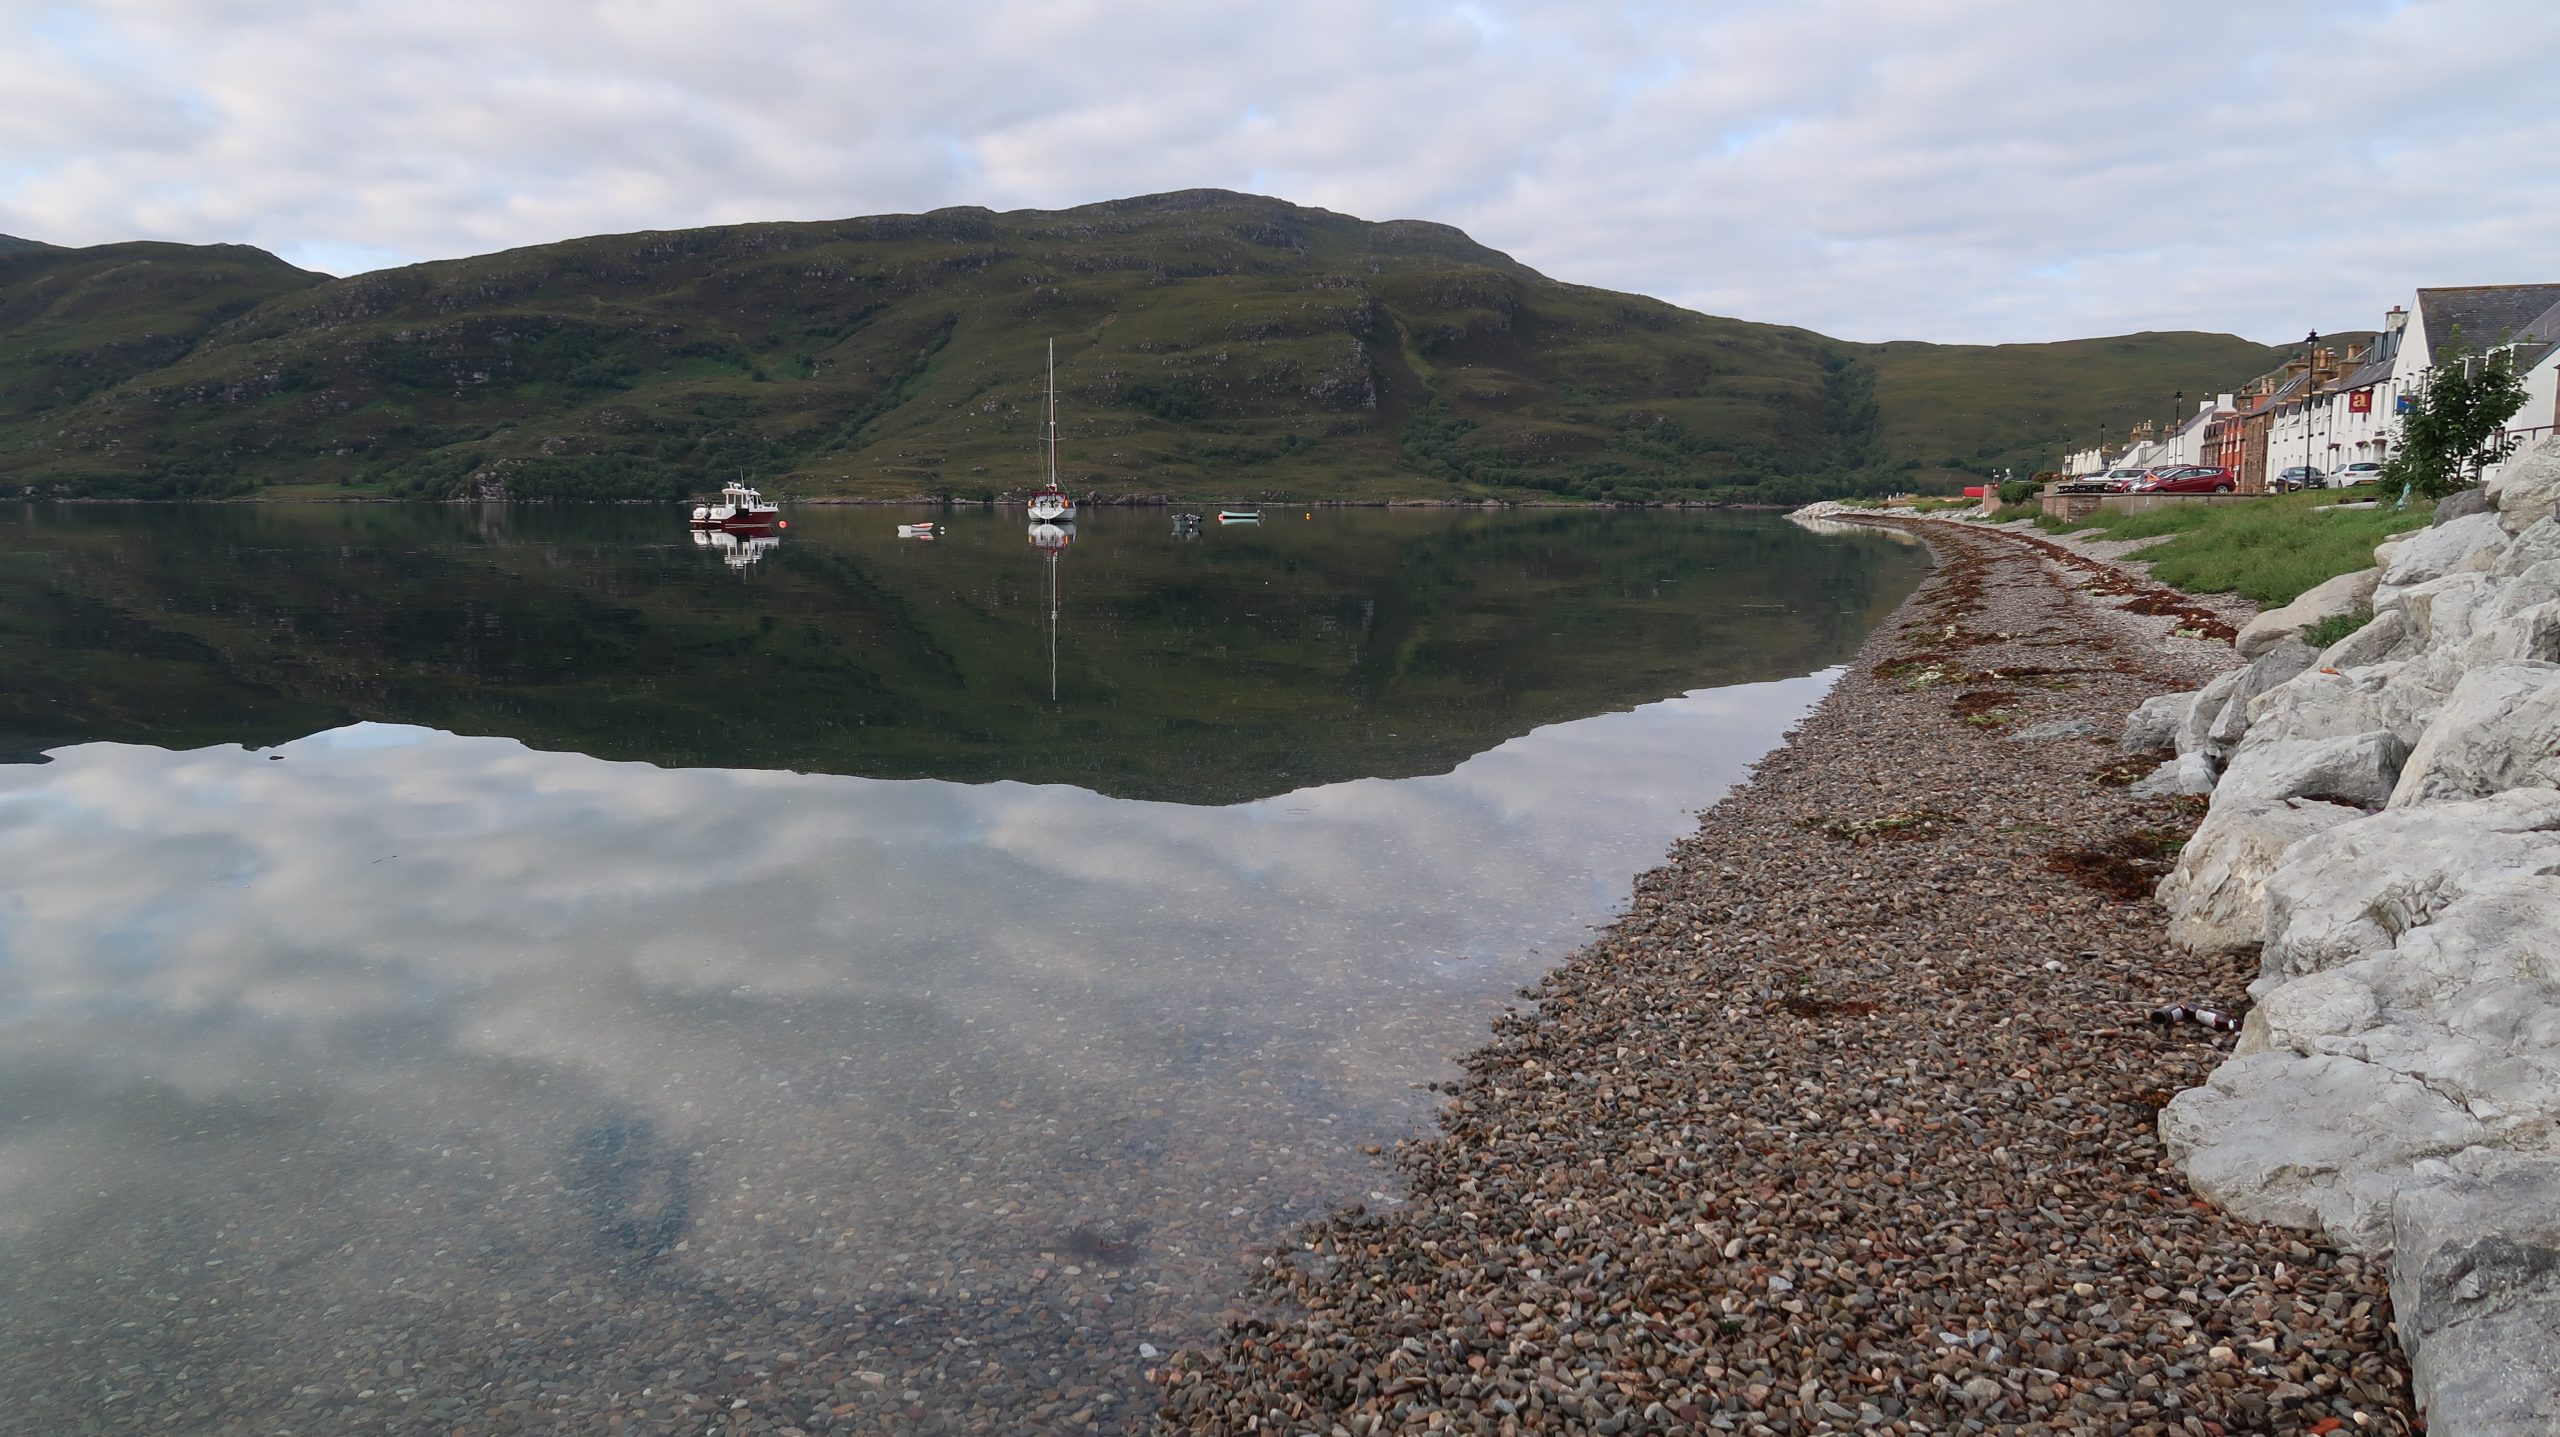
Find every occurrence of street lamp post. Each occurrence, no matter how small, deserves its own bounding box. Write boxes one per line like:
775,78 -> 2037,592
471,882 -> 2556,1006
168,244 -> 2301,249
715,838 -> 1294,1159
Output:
2304,331 -> 2320,480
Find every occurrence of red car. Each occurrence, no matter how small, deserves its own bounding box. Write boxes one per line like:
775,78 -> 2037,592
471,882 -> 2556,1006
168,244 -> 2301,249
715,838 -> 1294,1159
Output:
2132,465 -> 2237,494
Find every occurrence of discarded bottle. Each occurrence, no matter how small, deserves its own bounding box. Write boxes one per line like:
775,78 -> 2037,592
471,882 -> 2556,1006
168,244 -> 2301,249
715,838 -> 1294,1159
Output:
2150,1003 -> 2243,1033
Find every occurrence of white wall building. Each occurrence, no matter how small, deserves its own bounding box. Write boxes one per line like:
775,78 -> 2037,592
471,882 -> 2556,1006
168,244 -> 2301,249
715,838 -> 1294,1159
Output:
2387,285 -> 2560,476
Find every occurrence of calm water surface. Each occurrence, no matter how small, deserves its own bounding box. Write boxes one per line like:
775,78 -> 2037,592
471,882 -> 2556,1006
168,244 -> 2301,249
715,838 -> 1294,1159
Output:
0,505 -> 1926,1433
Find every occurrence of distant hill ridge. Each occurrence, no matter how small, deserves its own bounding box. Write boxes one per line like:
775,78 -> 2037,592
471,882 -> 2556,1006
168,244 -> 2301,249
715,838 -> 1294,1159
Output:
0,191 -> 2286,502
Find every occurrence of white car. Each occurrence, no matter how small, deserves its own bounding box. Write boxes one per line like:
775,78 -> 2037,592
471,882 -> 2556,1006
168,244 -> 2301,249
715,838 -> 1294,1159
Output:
2336,462 -> 2386,486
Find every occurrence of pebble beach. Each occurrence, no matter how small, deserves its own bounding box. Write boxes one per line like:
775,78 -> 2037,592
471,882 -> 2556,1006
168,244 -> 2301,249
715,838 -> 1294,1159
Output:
1157,521 -> 2420,1436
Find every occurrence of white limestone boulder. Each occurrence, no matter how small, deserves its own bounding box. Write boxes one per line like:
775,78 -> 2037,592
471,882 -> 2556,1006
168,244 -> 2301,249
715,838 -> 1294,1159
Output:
2203,641 -> 2317,756
2484,434 -> 2560,534
2128,751 -> 2216,799
2390,662 -> 2560,807
2390,1162 -> 2560,1435
2317,607 -> 2414,668
2384,570 -> 2505,653
2212,730 -> 2407,810
2379,511 -> 2509,597
2259,788 -> 2560,984
2242,659 -> 2447,750
2160,1050 -> 2483,1252
2489,516 -> 2560,578
2174,668 -> 2245,757
2234,566 -> 2379,659
2389,567 -> 2560,691
2153,796 -> 2362,954
2245,668 -> 2387,748
2119,691 -> 2189,754
2163,872 -> 2560,1256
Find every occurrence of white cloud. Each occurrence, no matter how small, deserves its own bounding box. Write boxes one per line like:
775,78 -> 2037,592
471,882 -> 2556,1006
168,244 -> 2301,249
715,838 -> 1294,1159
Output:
2,0 -> 2554,342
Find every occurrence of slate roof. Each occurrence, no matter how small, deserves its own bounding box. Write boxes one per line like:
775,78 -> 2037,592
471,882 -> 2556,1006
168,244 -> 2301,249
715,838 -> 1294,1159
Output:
2415,284 -> 2560,358
2515,298 -> 2560,347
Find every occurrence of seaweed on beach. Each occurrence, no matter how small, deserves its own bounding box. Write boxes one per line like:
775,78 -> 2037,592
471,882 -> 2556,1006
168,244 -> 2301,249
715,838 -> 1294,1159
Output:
1803,808 -> 1960,842
1777,993 -> 1880,1021
2043,826 -> 2188,900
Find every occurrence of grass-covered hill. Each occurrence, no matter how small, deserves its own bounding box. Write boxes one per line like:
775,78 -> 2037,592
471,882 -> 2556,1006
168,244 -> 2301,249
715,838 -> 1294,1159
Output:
1856,331 -> 2293,486
0,192 -> 2286,504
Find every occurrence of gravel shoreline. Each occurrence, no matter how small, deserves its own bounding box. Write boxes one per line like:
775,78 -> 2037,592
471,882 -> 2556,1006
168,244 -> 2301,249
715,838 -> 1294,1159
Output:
1157,521 -> 2418,1435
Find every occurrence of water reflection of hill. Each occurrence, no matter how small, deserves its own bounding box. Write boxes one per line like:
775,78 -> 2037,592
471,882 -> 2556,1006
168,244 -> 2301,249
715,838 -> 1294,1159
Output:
0,504 -> 1929,803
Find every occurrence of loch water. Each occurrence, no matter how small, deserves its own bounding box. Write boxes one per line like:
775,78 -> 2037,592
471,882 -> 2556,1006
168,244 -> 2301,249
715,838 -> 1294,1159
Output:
0,504 -> 1927,1433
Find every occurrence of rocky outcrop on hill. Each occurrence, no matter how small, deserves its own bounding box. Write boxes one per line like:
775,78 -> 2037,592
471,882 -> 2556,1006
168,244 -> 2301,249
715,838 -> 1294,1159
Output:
2144,436 -> 2560,1435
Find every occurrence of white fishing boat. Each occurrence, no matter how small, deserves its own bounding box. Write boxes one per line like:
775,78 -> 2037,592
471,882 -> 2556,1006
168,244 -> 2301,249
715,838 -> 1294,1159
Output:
1026,339 -> 1077,523
689,480 -> 781,532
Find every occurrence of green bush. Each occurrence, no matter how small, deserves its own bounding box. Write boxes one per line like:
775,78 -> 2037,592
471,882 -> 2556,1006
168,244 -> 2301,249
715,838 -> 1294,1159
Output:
1997,478 -> 2037,506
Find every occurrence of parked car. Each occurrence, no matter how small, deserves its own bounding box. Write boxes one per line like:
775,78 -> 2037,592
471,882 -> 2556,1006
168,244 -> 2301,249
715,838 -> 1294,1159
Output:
2132,465 -> 2238,494
2275,465 -> 2326,491
2336,461 -> 2386,486
2054,466 -> 2151,495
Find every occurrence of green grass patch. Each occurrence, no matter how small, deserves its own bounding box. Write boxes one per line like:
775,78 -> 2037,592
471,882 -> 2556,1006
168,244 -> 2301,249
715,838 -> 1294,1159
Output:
2299,607 -> 2375,650
2037,491 -> 2431,605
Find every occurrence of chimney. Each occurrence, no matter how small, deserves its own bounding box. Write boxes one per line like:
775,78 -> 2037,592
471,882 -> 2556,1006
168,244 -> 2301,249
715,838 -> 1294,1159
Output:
2216,392 -> 2235,411
2384,305 -> 2408,336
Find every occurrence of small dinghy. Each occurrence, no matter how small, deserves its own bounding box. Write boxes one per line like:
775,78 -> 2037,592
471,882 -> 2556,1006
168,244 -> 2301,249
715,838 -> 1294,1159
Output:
1216,508 -> 1261,524
897,522 -> 942,539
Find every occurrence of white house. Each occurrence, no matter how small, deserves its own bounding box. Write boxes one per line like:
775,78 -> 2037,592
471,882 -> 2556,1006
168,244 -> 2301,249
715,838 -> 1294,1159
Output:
2388,284 -> 2560,472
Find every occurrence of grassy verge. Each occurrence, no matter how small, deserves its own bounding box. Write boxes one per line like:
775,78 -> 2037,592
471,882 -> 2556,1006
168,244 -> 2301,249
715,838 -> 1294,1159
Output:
2030,491 -> 2433,605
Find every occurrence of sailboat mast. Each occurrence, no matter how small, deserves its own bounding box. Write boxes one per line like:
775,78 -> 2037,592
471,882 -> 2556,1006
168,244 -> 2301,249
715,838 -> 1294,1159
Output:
1046,338 -> 1058,489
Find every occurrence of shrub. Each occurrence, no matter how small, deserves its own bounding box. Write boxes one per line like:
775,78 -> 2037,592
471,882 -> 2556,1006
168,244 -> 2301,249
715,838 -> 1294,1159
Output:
2385,341 -> 2528,499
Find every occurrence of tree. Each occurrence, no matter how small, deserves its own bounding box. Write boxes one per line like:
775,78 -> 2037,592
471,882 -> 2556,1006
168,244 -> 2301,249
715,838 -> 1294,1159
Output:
2385,343 -> 2529,499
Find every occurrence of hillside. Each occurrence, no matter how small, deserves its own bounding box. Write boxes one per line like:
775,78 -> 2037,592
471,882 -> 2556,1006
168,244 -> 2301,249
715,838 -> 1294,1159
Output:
1857,331 -> 2294,483
0,192 -> 2287,503
0,240 -> 326,442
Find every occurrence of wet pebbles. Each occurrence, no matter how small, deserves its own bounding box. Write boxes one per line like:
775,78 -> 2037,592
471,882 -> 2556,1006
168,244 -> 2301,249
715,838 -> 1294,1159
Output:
1157,523 -> 2416,1435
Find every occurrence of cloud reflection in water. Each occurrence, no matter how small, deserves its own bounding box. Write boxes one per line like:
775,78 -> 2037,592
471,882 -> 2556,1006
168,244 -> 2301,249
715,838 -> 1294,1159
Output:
0,672 -> 1831,1429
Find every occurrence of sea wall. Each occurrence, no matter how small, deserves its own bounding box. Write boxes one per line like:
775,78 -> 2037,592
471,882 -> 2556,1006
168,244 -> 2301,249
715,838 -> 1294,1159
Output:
2137,436 -> 2560,1434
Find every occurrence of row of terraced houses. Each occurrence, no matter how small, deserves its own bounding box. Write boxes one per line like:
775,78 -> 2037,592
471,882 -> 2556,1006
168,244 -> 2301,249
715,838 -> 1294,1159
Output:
2061,282 -> 2560,490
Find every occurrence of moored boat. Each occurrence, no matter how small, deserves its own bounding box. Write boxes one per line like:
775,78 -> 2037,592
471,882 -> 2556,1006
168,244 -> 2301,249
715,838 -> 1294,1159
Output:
897,522 -> 942,539
690,481 -> 781,531
1026,340 -> 1078,523
1216,508 -> 1261,523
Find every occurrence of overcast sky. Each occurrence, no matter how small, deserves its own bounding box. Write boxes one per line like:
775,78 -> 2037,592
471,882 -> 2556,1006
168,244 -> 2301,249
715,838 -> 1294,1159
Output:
5,0 -> 2554,344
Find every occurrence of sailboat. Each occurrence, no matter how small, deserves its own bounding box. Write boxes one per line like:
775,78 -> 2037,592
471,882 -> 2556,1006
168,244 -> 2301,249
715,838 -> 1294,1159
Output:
1026,339 -> 1077,523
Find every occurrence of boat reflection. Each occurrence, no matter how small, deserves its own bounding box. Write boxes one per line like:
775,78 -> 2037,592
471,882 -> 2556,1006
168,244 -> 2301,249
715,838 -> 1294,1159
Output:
1030,520 -> 1073,701
691,527 -> 780,567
